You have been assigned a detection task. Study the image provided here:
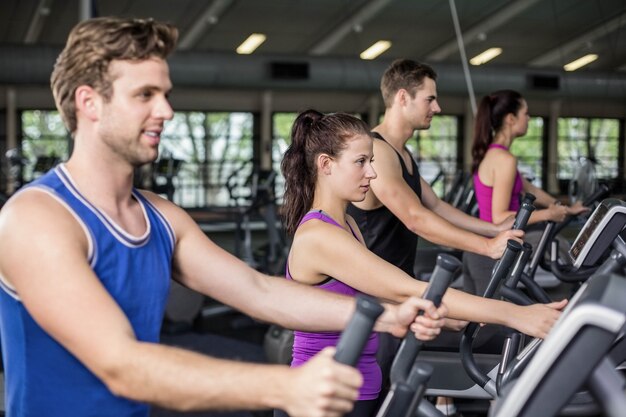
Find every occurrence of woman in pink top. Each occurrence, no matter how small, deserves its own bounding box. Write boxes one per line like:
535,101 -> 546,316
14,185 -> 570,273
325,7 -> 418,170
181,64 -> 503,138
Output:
471,89 -> 587,225
275,109 -> 566,416
464,90 -> 587,296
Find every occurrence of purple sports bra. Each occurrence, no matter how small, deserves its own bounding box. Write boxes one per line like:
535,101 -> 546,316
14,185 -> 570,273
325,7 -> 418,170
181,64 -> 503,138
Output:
473,143 -> 523,223
286,210 -> 381,400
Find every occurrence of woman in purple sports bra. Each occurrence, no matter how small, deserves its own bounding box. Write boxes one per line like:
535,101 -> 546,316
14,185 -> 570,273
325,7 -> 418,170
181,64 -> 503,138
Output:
274,109 -> 567,417
464,90 -> 588,296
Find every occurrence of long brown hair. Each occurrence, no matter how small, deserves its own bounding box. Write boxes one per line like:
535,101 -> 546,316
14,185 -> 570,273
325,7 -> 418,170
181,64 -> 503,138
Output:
281,110 -> 371,235
471,89 -> 524,173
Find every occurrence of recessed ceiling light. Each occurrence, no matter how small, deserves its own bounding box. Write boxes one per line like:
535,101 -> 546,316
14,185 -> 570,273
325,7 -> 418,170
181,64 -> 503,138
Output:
236,33 -> 266,55
469,47 -> 502,65
360,40 -> 391,60
564,54 -> 598,71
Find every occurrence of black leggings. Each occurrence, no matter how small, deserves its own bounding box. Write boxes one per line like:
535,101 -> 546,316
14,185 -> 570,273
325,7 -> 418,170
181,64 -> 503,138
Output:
273,399 -> 378,417
462,251 -> 497,296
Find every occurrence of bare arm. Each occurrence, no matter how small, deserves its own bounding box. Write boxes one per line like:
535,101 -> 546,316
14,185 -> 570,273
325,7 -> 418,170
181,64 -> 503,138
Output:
487,152 -> 568,225
522,178 -> 589,219
366,140 -> 522,259
0,191 -> 359,416
523,177 -> 560,207
420,178 -> 501,237
146,193 -> 425,337
293,220 -> 562,338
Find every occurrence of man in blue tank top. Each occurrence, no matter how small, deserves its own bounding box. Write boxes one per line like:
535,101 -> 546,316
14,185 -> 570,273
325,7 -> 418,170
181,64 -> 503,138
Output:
0,19 -> 443,417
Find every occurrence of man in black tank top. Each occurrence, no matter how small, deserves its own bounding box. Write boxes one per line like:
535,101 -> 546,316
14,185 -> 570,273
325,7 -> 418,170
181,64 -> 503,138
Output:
347,132 -> 422,276
348,59 -> 521,277
347,59 -> 523,416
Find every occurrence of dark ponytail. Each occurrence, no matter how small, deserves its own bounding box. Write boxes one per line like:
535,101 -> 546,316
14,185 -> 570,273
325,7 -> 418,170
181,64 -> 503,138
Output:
471,89 -> 524,173
281,109 -> 371,235
281,110 -> 322,236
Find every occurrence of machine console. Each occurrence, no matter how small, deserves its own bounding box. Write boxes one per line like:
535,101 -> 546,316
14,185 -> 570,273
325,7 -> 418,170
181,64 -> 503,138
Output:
569,198 -> 626,268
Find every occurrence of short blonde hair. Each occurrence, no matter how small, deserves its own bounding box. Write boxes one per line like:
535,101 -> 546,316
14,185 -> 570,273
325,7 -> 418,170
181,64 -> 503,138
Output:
51,17 -> 178,133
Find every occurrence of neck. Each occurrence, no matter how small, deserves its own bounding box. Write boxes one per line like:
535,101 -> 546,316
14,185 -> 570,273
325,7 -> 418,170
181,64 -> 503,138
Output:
375,110 -> 415,151
493,130 -> 513,149
311,187 -> 350,228
66,133 -> 137,209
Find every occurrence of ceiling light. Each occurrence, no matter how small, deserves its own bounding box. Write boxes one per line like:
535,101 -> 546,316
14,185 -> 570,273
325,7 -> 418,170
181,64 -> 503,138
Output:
469,47 -> 502,65
360,40 -> 391,60
564,54 -> 598,71
236,33 -> 266,55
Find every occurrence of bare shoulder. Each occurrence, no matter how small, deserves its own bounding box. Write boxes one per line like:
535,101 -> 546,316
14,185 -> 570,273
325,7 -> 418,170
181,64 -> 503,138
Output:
0,188 -> 86,238
294,219 -> 342,246
293,218 -> 360,255
0,188 -> 89,283
480,148 -> 517,182
486,147 -> 517,164
371,139 -> 404,183
372,138 -> 400,162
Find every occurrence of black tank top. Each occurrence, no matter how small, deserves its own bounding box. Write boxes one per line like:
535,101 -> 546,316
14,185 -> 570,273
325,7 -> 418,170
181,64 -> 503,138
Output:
347,133 -> 422,277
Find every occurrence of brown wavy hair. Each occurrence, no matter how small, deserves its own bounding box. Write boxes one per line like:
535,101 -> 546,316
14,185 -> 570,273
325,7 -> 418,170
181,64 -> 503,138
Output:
51,17 -> 178,134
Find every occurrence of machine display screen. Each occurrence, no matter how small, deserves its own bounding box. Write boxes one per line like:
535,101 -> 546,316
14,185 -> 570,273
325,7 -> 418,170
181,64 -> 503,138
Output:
569,203 -> 609,261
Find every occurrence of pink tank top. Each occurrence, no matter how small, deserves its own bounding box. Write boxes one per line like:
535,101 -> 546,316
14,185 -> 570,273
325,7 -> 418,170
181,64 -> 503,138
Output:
474,144 -> 523,223
286,210 -> 381,400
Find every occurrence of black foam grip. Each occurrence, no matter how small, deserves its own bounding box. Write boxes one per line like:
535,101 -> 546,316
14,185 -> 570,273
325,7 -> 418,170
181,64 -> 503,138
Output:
389,254 -> 460,384
333,294 -> 384,366
522,193 -> 536,204
512,199 -> 536,230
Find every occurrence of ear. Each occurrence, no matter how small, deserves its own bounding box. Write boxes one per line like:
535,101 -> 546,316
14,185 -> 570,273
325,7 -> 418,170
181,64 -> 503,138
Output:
396,88 -> 409,106
316,153 -> 333,175
75,85 -> 101,124
505,112 -> 517,125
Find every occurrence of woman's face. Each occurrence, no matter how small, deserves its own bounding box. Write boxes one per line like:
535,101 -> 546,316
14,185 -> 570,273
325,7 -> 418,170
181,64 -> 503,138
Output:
329,134 -> 377,202
511,99 -> 530,138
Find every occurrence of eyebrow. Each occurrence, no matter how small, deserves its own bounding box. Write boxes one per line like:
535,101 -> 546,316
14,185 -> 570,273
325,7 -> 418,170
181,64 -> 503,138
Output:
133,84 -> 172,94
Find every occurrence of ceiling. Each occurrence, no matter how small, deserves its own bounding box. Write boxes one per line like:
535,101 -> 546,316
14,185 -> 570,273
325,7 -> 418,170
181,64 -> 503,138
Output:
0,0 -> 625,108
1,0 -> 625,71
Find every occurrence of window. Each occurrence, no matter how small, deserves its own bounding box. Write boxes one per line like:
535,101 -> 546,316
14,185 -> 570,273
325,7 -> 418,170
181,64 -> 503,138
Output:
510,117 -> 545,186
160,112 -> 254,207
272,112 -> 298,201
407,115 -> 459,197
557,118 -> 619,180
20,110 -> 70,183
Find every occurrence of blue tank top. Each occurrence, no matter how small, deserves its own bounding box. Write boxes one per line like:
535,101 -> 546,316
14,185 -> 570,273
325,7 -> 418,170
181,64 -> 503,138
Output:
287,210 -> 381,400
0,164 -> 175,417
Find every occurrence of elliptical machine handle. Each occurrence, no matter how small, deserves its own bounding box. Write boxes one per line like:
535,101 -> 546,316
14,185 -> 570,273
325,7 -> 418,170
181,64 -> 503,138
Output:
389,254 -> 460,384
582,184 -> 611,207
550,240 -> 598,283
333,294 -> 384,366
552,184 -> 611,237
512,193 -> 536,230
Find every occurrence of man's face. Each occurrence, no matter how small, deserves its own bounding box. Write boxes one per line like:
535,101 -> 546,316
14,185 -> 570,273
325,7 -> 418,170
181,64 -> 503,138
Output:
97,57 -> 174,167
402,77 -> 441,130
